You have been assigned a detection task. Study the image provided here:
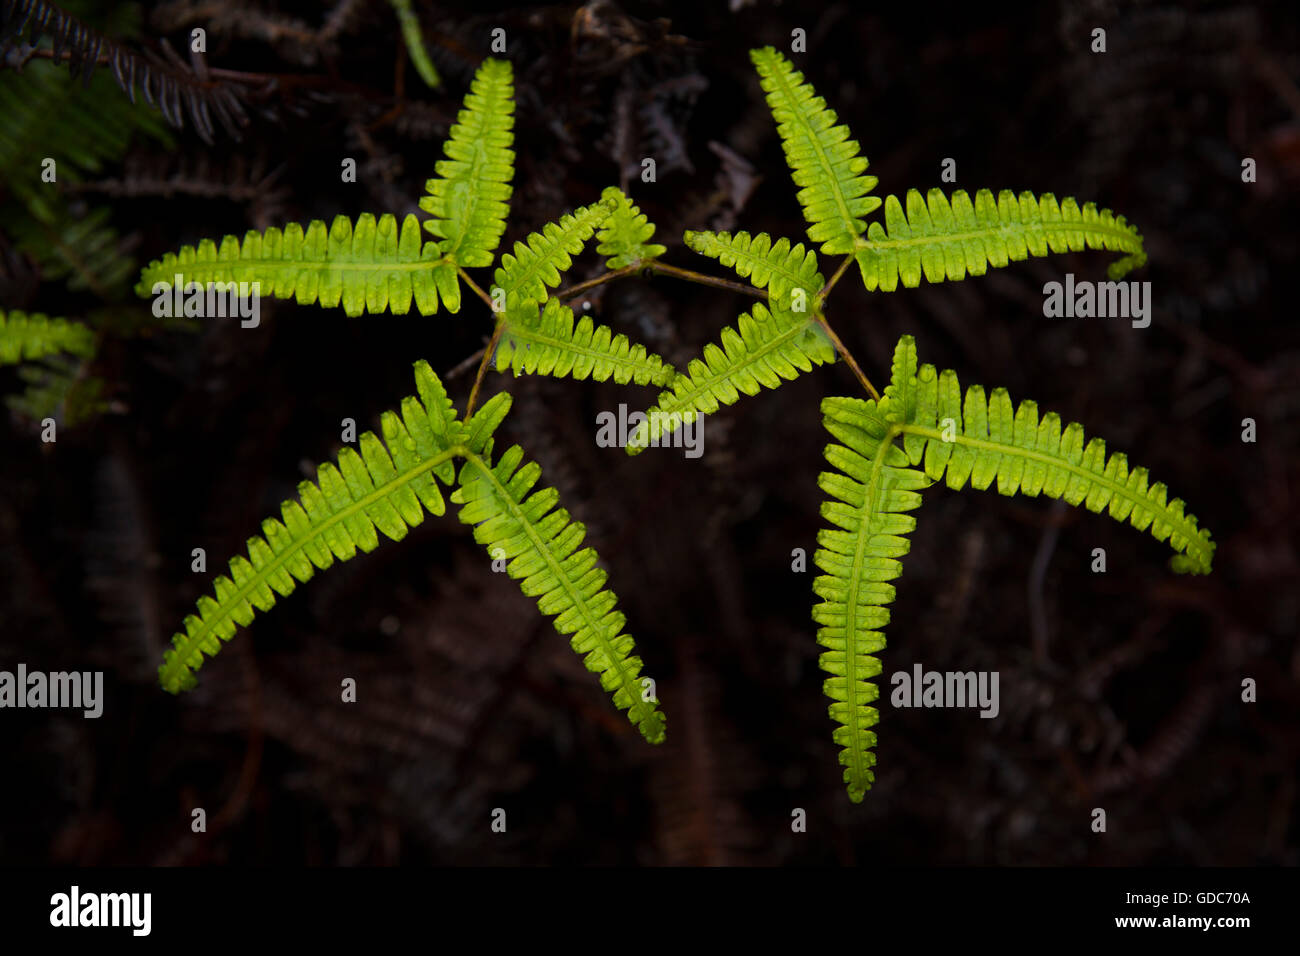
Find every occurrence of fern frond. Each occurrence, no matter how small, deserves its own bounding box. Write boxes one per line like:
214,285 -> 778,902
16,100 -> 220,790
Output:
626,301 -> 835,454
750,47 -> 880,255
496,297 -> 675,386
684,229 -> 824,306
387,0 -> 441,88
855,188 -> 1148,291
6,352 -> 106,426
887,335 -> 1213,574
0,309 -> 95,364
492,198 -> 615,309
158,361 -> 485,693
814,336 -> 1214,803
134,213 -> 460,317
1,0 -> 251,142
813,395 -> 930,802
419,57 -> 513,267
453,433 -> 667,743
595,186 -> 666,269
13,196 -> 136,295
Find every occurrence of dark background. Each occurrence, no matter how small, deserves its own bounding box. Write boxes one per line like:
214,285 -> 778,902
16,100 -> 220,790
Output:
1,0 -> 1297,865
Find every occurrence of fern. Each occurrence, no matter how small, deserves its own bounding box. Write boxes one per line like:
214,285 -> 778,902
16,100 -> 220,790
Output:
0,309 -> 95,364
750,46 -> 880,255
158,357 -> 664,744
684,229 -> 823,306
420,57 -> 514,267
814,394 -> 930,802
122,44 -> 1211,808
1,0 -> 252,142
815,335 -> 1215,801
891,337 -> 1214,573
491,198 -> 614,309
133,64 -> 518,316
626,300 -> 835,454
453,431 -> 667,743
496,297 -> 675,386
855,188 -> 1148,290
595,186 -> 666,269
158,361 -> 475,693
134,213 -> 461,317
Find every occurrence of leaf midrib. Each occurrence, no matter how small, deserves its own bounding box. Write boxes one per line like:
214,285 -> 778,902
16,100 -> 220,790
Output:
856,219 -> 1141,254
839,423 -> 900,796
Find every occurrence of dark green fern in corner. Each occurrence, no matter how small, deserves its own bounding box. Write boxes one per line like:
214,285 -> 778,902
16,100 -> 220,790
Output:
129,48 -> 1213,803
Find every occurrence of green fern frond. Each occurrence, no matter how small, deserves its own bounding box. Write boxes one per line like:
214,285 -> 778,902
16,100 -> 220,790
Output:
595,186 -> 667,269
420,57 -> 514,267
453,435 -> 667,743
684,229 -> 824,306
0,310 -> 95,364
814,336 -> 1214,801
492,199 -> 615,309
626,301 -> 836,455
135,213 -> 460,317
388,0 -> 442,88
855,188 -> 1148,291
889,336 -> 1213,574
814,395 -> 930,802
750,47 -> 880,255
496,297 -> 675,386
158,361 -> 484,693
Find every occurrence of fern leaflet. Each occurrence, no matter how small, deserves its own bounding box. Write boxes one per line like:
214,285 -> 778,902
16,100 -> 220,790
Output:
420,57 -> 514,267
626,301 -> 835,455
158,362 -> 488,693
496,297 -> 675,386
855,188 -> 1148,291
684,229 -> 823,306
0,309 -> 94,364
492,198 -> 614,309
889,335 -> 1213,573
750,46 -> 880,255
453,432 -> 667,743
595,186 -> 666,269
135,213 -> 460,317
814,395 -> 930,802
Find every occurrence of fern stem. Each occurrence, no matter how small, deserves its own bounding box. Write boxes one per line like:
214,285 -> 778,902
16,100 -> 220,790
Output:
466,321 -> 506,416
458,267 -> 496,311
648,262 -> 766,299
556,264 -> 641,301
819,254 -> 856,302
814,314 -> 880,401
556,262 -> 766,302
